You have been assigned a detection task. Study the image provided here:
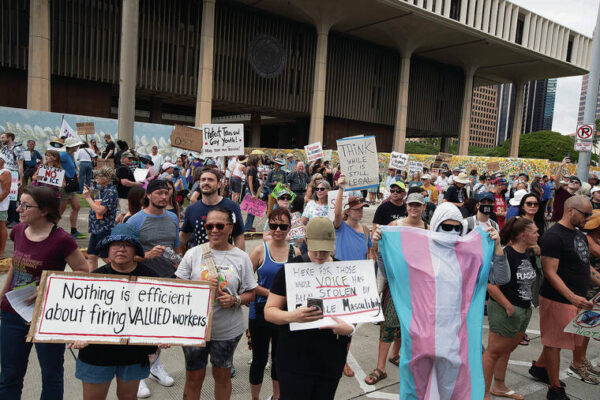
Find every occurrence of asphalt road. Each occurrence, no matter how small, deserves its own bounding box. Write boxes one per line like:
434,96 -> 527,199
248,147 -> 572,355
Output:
2,205 -> 599,399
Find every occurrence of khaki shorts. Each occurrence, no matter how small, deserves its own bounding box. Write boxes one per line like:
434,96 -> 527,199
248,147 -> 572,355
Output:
59,187 -> 75,200
0,210 -> 7,222
488,299 -> 532,338
539,296 -> 584,350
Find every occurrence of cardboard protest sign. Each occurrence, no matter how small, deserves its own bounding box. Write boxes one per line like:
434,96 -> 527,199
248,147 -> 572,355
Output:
170,124 -> 204,153
408,161 -> 424,175
96,159 -> 114,169
285,260 -> 383,331
76,122 -> 95,137
327,190 -> 349,221
288,212 -> 305,242
564,291 -> 600,339
336,136 -> 379,190
304,142 -> 324,162
202,124 -> 244,156
270,182 -> 296,203
324,150 -> 333,162
487,161 -> 500,173
133,168 -> 149,183
240,194 -> 267,217
389,152 -> 408,170
9,171 -> 19,201
27,271 -> 214,346
37,166 -> 65,187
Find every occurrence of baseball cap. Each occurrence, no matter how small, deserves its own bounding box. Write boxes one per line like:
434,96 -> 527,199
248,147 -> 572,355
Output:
406,193 -> 425,205
121,150 -> 135,159
390,181 -> 406,191
569,176 -> 582,184
276,189 -> 293,199
492,178 -> 508,186
146,179 -> 170,194
162,162 -> 176,170
421,174 -> 431,180
592,186 -> 600,194
345,196 -> 369,210
305,217 -> 336,252
476,192 -> 495,202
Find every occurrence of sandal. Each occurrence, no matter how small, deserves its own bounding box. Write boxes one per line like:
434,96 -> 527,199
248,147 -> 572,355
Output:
343,363 -> 354,377
388,355 -> 400,366
519,334 -> 530,346
365,368 -> 387,385
490,389 -> 524,399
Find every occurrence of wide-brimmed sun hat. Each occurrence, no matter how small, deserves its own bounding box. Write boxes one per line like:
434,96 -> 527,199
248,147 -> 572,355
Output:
97,224 -> 145,257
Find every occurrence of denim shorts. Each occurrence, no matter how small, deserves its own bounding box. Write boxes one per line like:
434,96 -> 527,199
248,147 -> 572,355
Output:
182,335 -> 242,370
75,358 -> 150,383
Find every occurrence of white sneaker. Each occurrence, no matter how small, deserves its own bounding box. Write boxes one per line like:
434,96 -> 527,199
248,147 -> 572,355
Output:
137,379 -> 151,398
149,364 -> 175,387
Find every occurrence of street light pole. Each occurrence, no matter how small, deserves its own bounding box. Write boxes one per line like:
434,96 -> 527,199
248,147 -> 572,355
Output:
576,5 -> 600,182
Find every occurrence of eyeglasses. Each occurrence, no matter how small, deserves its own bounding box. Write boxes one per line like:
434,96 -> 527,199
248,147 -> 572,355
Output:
572,208 -> 592,218
389,188 -> 404,193
278,196 -> 292,201
525,201 -> 539,207
440,223 -> 462,233
315,187 -> 327,192
205,223 -> 232,231
269,223 -> 290,231
16,202 -> 39,210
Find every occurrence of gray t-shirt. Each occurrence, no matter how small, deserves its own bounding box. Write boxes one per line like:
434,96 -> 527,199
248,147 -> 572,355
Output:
176,246 -> 257,340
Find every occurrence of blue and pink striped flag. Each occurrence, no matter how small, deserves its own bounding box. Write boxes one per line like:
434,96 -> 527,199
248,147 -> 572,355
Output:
379,226 -> 494,400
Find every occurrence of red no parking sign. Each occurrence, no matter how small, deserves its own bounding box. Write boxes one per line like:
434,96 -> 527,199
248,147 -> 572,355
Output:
577,124 -> 594,141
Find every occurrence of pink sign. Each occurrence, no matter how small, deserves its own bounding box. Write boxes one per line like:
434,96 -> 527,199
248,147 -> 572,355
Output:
240,194 -> 267,218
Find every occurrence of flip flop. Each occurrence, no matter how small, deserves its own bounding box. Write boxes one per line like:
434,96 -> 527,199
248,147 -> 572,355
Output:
490,389 -> 524,400
388,355 -> 400,366
365,368 -> 387,385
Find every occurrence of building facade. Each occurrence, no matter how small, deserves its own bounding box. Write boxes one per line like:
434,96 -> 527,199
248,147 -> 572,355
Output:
578,73 -> 600,125
0,0 -> 591,157
469,86 -> 498,148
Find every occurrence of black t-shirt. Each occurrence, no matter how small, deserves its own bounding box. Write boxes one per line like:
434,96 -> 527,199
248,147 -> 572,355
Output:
444,184 -> 467,204
270,256 -> 350,379
498,246 -> 537,309
116,166 -> 135,199
247,167 -> 259,194
539,223 -> 591,304
101,141 -> 116,159
593,201 -> 600,210
78,263 -> 158,366
372,200 -> 407,226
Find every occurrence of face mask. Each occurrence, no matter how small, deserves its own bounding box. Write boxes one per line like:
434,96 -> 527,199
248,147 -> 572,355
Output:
480,205 -> 493,215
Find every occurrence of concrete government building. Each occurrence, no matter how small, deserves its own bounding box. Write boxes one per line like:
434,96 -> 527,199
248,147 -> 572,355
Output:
0,0 -> 592,156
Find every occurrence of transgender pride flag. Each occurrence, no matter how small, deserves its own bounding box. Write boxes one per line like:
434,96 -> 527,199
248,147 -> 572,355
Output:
379,226 -> 494,400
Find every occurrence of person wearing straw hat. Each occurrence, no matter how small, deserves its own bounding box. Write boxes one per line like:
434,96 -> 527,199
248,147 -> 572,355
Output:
284,153 -> 296,173
443,172 -> 469,207
59,136 -> 86,239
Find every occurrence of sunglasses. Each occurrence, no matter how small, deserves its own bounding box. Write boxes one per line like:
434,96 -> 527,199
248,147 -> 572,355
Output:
315,187 -> 327,192
525,201 -> 539,207
269,223 -> 290,231
572,208 -> 592,218
389,188 -> 404,193
205,223 -> 232,231
440,223 -> 462,233
278,195 -> 292,201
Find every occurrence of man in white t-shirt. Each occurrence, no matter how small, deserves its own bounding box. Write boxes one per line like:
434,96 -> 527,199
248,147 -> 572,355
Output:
150,146 -> 164,169
76,145 -> 97,193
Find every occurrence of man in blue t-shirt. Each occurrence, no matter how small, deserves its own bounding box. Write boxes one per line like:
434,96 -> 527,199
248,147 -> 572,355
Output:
23,140 -> 42,184
59,138 -> 85,239
332,176 -> 373,261
180,167 -> 245,250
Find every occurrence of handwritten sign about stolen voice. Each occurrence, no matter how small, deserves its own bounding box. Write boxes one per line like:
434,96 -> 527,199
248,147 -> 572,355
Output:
285,260 -> 383,331
28,271 -> 214,346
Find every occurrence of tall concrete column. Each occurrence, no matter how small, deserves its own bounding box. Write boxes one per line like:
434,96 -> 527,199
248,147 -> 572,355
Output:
27,0 -> 51,111
392,54 -> 412,153
509,82 -> 526,158
250,113 -> 261,147
457,68 -> 476,155
308,25 -> 330,145
195,0 -> 216,127
117,0 -> 139,146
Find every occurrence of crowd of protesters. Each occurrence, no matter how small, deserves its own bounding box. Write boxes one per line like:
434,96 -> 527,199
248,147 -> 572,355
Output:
0,130 -> 598,400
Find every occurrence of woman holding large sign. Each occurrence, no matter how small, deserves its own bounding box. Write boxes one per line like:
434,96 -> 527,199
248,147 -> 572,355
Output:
265,217 -> 355,400
176,207 -> 257,400
31,149 -> 63,200
249,207 -> 300,400
0,186 -> 90,398
70,223 -> 164,400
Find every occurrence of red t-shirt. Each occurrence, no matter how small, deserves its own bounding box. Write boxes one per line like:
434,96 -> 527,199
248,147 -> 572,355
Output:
493,194 -> 507,229
1,223 -> 78,314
